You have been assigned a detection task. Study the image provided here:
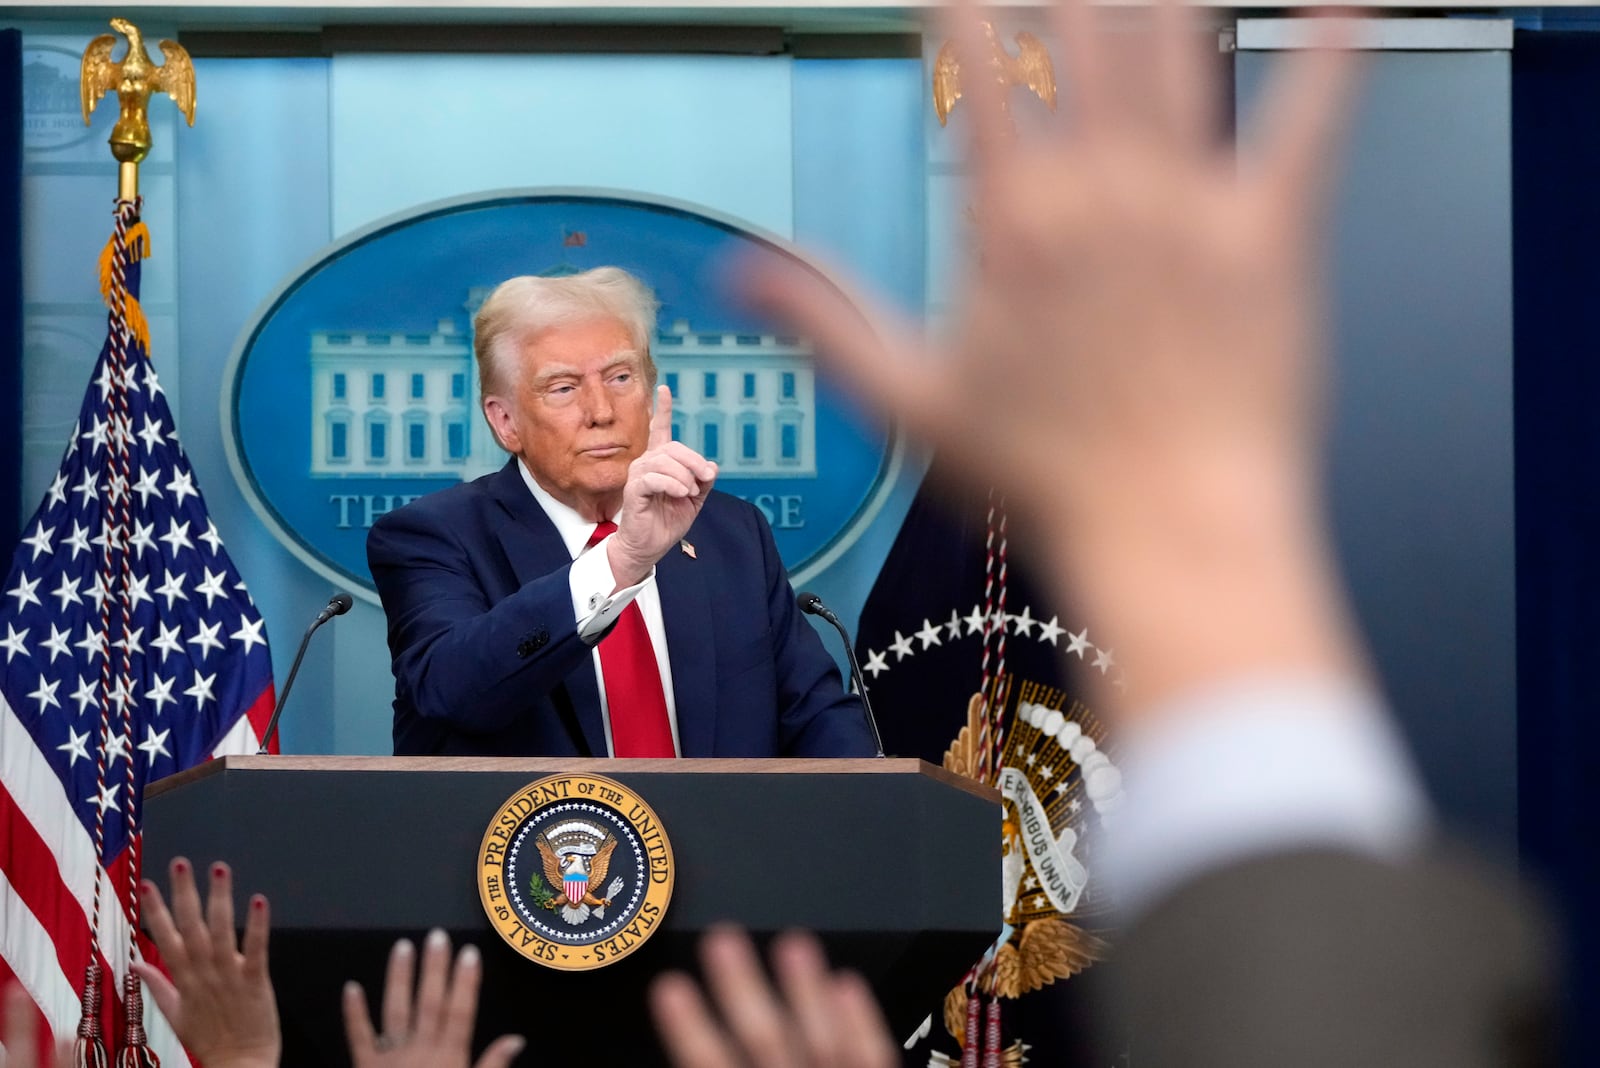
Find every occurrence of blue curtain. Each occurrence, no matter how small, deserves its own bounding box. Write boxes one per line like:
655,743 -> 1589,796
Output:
1513,29 -> 1600,1066
0,30 -> 21,554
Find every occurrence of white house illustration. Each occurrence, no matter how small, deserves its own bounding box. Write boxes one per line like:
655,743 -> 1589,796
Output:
309,288 -> 817,482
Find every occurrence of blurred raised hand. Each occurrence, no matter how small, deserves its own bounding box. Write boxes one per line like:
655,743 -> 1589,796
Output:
343,930 -> 524,1068
742,0 -> 1367,715
651,927 -> 898,1068
131,858 -> 280,1068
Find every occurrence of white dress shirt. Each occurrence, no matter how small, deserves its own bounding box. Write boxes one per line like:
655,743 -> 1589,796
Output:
1100,676 -> 1432,918
518,460 -> 681,757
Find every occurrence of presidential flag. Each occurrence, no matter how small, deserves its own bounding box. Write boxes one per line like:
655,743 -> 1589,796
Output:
0,202 -> 275,1059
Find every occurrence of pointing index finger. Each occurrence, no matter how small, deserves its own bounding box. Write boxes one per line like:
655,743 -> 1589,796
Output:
649,384 -> 673,449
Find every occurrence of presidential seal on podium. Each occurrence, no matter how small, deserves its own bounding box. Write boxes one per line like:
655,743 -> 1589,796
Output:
478,773 -> 675,971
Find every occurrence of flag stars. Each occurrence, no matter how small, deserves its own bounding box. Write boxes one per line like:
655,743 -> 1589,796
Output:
28,676 -> 61,714
81,414 -> 110,453
71,469 -> 100,507
1,624 -> 30,663
1064,628 -> 1091,658
132,467 -> 163,506
86,782 -> 120,814
6,572 -> 42,611
125,572 -> 153,613
964,606 -> 987,636
166,469 -> 198,508
85,574 -> 112,613
128,519 -> 156,558
231,616 -> 267,655
155,571 -> 187,610
151,621 -> 184,662
146,673 -> 177,714
49,573 -> 83,612
889,630 -> 915,661
21,523 -> 55,561
57,727 -> 92,767
137,414 -> 167,453
184,671 -> 217,710
863,648 -> 889,678
46,472 -> 68,508
915,618 -> 944,649
113,626 -> 145,658
159,519 -> 193,555
39,624 -> 72,664
106,471 -> 128,505
64,521 -> 93,559
195,568 -> 229,608
74,625 -> 106,663
71,676 -> 99,716
199,520 -> 224,555
108,677 -> 137,712
143,364 -> 164,398
105,731 -> 132,765
188,619 -> 225,658
95,362 -> 116,402
138,725 -> 172,763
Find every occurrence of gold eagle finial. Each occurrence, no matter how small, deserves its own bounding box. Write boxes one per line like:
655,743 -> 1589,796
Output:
81,19 -> 195,198
932,22 -> 1057,127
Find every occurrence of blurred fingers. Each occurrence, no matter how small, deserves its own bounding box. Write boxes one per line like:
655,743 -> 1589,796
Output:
242,895 -> 271,980
474,1034 -> 528,1068
939,0 -> 1014,191
650,973 -> 739,1068
1152,0 -> 1219,149
379,937 -> 415,1039
770,932 -> 838,1064
3,984 -> 39,1068
412,929 -> 451,1040
441,944 -> 482,1050
735,254 -> 947,442
700,927 -> 798,1068
341,981 -> 378,1067
831,972 -> 899,1068
1249,13 -> 1362,219
166,858 -> 210,968
126,962 -> 180,1025
137,879 -> 187,974
204,862 -> 237,961
649,385 -> 674,449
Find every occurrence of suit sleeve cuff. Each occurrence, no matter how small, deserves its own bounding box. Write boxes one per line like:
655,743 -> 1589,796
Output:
571,533 -> 652,642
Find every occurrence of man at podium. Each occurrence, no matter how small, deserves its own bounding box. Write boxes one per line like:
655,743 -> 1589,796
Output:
367,267 -> 876,759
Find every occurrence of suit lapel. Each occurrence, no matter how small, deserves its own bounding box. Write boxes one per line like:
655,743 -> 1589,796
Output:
487,460 -> 608,757
658,539 -> 717,756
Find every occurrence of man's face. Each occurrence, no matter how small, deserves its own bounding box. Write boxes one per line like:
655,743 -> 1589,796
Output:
483,317 -> 652,520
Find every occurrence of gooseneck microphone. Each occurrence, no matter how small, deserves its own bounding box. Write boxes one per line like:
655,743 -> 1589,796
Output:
798,592 -> 886,758
257,592 -> 354,754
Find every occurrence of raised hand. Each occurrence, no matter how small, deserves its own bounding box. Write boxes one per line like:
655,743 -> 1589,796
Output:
2,984 -> 73,1068
130,858 -> 280,1068
651,927 -> 898,1068
609,385 -> 718,586
343,930 -> 524,1068
739,0 -> 1366,713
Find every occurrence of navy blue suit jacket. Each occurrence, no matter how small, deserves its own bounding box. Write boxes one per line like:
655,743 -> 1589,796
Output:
367,460 -> 876,757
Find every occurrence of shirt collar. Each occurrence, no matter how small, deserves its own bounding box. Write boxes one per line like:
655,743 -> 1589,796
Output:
516,458 -> 619,560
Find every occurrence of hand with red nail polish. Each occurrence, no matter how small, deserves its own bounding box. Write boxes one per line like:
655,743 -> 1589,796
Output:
131,857 -> 280,1068
342,930 -> 525,1068
649,926 -> 897,1068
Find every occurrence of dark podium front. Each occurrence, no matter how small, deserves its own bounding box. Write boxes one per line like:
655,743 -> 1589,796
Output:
144,757 -> 1001,1065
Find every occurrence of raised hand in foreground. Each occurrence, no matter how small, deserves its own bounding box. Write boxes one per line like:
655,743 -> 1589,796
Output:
651,927 -> 897,1068
1,984 -> 72,1068
741,0 -> 1367,719
131,857 -> 280,1068
343,929 -> 524,1068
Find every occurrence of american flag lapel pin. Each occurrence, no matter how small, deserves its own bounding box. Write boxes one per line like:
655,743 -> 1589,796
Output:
680,539 -> 696,559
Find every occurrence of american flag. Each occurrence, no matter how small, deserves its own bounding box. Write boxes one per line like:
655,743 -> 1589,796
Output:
0,203 -> 276,1060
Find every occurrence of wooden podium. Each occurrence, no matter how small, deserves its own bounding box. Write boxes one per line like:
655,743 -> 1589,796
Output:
145,757 -> 1000,1065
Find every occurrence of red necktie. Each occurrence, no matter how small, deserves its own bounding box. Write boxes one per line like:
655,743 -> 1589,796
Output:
586,522 -> 675,757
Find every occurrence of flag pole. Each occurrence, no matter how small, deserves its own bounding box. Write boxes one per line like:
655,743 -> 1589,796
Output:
77,21 -> 196,1068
